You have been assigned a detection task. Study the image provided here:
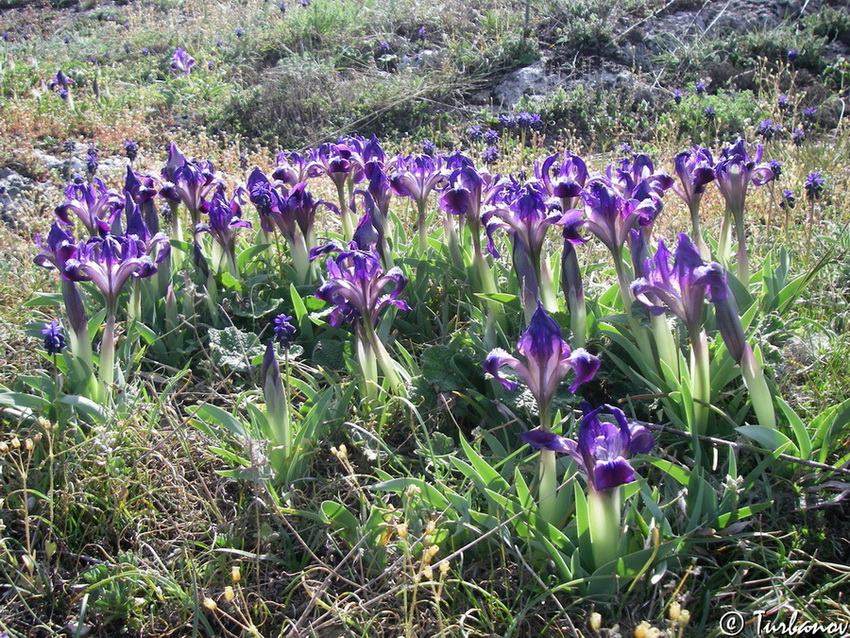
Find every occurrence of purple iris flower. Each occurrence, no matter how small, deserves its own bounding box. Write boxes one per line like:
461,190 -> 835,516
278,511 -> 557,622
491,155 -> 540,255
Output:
272,314 -> 297,346
34,222 -> 78,274
196,187 -> 251,254
124,167 -> 161,234
484,303 -> 600,413
62,233 -> 161,313
41,321 -> 66,356
160,144 -> 220,226
170,47 -> 195,74
484,182 -> 561,262
124,197 -> 170,261
247,167 -> 283,233
389,154 -> 447,208
484,181 -> 563,313
632,233 -> 720,336
272,151 -> 309,185
804,172 -> 824,201
389,153 -> 447,250
363,160 -> 393,223
672,146 -> 715,211
48,70 -> 74,93
362,134 -> 386,165
314,247 -> 410,329
715,138 -> 775,213
54,178 -> 124,238
521,402 -> 653,491
444,151 -> 475,170
439,165 -> 486,226
578,180 -> 660,261
714,138 -> 775,281
536,151 -> 588,210
607,154 -> 674,203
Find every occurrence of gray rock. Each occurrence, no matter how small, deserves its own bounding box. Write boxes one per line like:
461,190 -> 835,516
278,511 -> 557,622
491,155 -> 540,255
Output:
0,168 -> 35,199
492,58 -> 562,108
400,49 -> 445,72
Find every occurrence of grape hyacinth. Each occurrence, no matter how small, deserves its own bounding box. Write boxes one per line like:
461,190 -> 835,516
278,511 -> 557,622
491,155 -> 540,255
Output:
41,321 -> 66,356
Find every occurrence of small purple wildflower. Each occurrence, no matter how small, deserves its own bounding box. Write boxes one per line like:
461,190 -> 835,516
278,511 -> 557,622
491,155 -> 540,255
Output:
125,140 -> 138,163
787,49 -> 798,63
141,47 -> 149,56
41,321 -> 66,355
780,189 -> 795,210
768,159 -> 782,181
420,139 -> 435,156
804,106 -> 817,121
695,81 -> 706,95
417,26 -> 427,41
758,119 -> 777,140
778,95 -> 790,111
517,111 -> 542,130
703,106 -> 716,121
672,88 -> 683,104
482,146 -> 499,165
498,113 -> 518,129
804,172 -> 824,201
272,314 -> 297,346
792,127 -> 805,146
466,125 -> 483,142
483,128 -> 499,144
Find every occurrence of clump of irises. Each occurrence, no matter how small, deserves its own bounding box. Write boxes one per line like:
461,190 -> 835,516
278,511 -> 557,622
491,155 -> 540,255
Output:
315,245 -> 410,399
29,130 -> 802,591
486,304 -> 599,524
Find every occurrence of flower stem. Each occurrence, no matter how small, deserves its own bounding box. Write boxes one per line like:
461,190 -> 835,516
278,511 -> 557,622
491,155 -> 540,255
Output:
336,182 -> 354,241
99,312 -> 117,401
417,200 -> 429,254
741,346 -> 776,428
689,328 -> 710,435
587,487 -> 621,571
